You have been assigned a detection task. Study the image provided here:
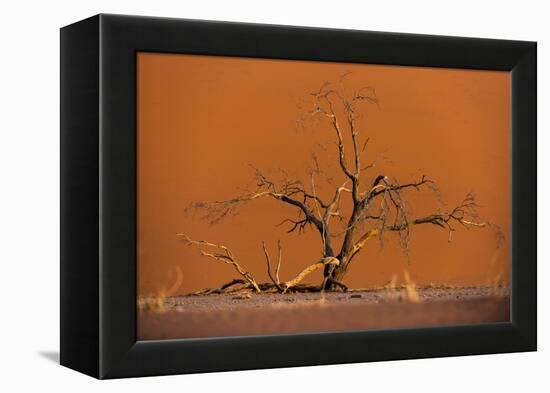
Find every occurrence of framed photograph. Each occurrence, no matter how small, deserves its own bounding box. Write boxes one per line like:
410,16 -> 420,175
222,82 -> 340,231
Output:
60,14 -> 536,379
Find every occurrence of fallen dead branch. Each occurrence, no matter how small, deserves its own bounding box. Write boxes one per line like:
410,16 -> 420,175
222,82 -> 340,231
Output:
178,234 -> 261,293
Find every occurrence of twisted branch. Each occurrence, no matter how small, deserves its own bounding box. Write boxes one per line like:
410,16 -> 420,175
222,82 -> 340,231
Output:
178,234 -> 261,292
283,257 -> 340,293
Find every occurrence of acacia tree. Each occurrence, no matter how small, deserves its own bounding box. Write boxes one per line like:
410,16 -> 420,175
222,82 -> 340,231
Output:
180,78 -> 491,294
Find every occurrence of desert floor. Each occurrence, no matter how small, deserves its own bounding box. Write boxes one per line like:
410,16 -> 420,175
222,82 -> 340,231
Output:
137,286 -> 509,340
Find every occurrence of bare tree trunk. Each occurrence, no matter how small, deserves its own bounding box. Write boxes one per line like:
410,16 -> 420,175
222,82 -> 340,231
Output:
331,259 -> 349,286
323,254 -> 352,291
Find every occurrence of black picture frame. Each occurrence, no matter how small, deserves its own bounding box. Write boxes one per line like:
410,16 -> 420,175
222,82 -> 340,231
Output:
60,14 -> 536,379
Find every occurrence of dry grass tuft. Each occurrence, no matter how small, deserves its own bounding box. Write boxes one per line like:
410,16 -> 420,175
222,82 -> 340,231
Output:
137,293 -> 169,313
384,274 -> 400,301
403,270 -> 420,303
381,271 -> 420,303
138,266 -> 184,313
486,272 -> 509,297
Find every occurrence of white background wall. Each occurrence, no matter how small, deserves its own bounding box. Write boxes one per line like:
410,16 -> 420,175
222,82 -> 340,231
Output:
0,0 -> 545,391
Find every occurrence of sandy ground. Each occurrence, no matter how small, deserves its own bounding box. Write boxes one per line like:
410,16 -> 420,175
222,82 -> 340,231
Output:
137,287 -> 509,340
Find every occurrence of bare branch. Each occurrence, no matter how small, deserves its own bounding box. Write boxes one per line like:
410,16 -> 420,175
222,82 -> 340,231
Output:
311,85 -> 356,182
380,193 -> 488,244
349,228 -> 380,259
277,217 -> 309,234
344,192 -> 490,268
263,241 -> 284,292
361,137 -> 370,154
276,240 -> 282,285
366,175 -> 434,202
283,257 -> 340,293
188,167 -> 336,256
178,234 -> 261,293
